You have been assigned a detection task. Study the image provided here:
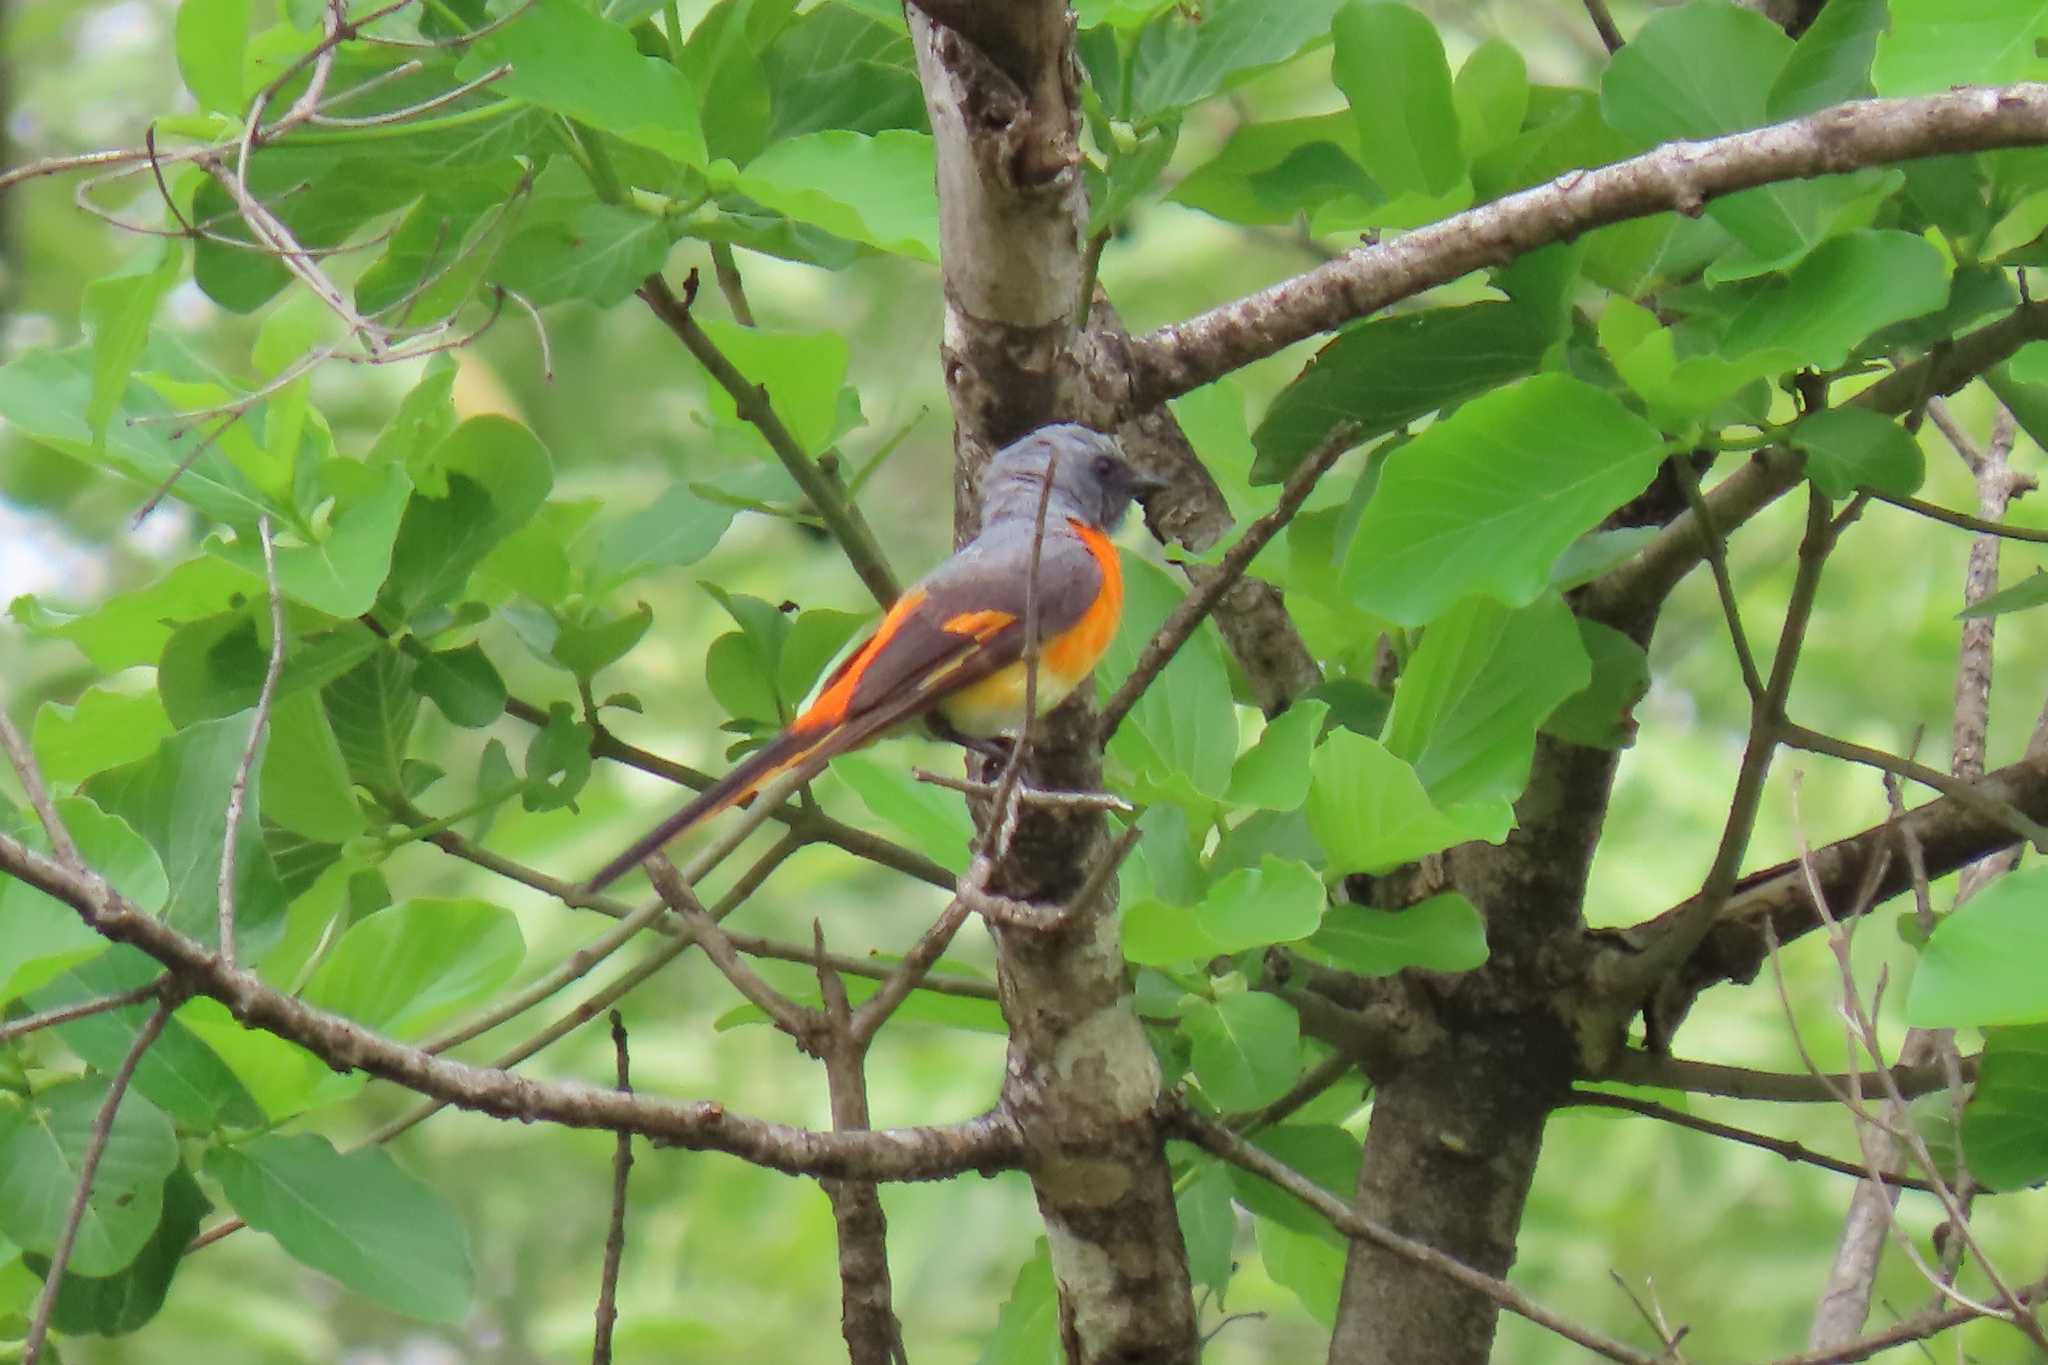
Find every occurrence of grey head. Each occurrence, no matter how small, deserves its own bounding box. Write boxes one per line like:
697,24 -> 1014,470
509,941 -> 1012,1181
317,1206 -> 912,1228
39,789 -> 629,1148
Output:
978,424 -> 1165,532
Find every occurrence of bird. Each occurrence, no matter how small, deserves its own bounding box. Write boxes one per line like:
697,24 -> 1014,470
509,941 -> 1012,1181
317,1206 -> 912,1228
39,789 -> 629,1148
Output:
584,423 -> 1164,891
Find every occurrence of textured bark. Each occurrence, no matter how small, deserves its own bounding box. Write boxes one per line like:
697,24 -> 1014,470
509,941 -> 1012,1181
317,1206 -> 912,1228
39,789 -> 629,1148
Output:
912,8 -> 1198,1362
1329,724 -> 1622,1362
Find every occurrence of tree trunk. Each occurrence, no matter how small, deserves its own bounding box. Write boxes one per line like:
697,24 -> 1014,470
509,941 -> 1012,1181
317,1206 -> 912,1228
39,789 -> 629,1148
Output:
911,7 -> 1198,1361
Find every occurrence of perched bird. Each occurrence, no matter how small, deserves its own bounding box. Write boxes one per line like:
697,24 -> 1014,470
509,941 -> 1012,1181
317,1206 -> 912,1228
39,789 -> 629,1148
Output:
584,424 -> 1163,891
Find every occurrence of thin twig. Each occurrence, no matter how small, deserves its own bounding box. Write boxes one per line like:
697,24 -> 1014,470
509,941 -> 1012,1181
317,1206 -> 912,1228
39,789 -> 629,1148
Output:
1582,0 -> 1625,51
1778,720 -> 2048,849
637,273 -> 900,606
1171,1103 -> 1659,1365
1100,421 -> 1360,741
1603,1050 -> 1974,1102
1867,489 -> 2048,543
1672,455 -> 1766,702
0,981 -> 166,1047
218,516 -> 286,967
708,242 -> 756,326
1566,1091 -> 1936,1191
591,1011 -> 633,1365
23,1000 -> 173,1365
912,768 -> 1133,812
984,447 -> 1062,862
643,855 -> 819,1044
1769,1274 -> 2048,1365
0,712 -> 84,871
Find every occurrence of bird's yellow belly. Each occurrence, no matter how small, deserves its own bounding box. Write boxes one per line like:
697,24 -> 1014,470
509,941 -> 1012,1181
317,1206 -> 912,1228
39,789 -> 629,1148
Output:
937,661 -> 1086,737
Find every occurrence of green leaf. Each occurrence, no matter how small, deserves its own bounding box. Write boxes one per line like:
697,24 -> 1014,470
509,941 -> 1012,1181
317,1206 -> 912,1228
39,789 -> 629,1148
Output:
1331,1 -> 1463,199
1543,620 -> 1650,750
30,688 -> 172,789
206,1135 -> 473,1322
550,602 -> 654,681
833,755 -> 974,876
1600,2 -> 1874,276
83,716 -> 289,956
27,1164 -> 209,1338
1717,230 -> 1951,372
302,898 -> 524,1039
28,952 -> 264,1130
1550,528 -> 1659,592
13,553 -> 262,673
1453,39 -> 1528,163
761,2 -> 924,141
1343,375 -> 1665,626
176,996 -> 358,1121
975,1241 -> 1058,1365
414,644 -> 508,728
1383,595 -> 1591,808
1169,113 -> 1372,228
156,614 -> 379,728
0,798 -> 164,1006
1905,867 -> 2048,1027
778,609 -> 869,710
204,461 -> 412,619
1122,897 -> 1222,968
494,202 -> 676,308
586,486 -> 737,596
83,246 -> 182,448
1176,1162 -> 1236,1295
521,702 -> 594,812
1194,857 -> 1326,954
1097,555 -> 1238,804
1088,124 -> 1180,233
322,645 -> 420,799
1303,893 -> 1489,976
1960,568 -> 2048,620
1257,1217 -> 1345,1325
1225,700 -> 1330,811
1127,0 -> 1348,124
695,321 -> 852,457
734,131 -> 938,262
175,0 -> 249,113
1768,0 -> 1885,118
1307,729 -> 1508,876
464,0 -> 706,166
1790,407 -> 1926,499
0,347 -> 275,529
1251,303 -> 1549,483
1963,1024 -> 2048,1191
379,416 -> 553,623
1184,992 -> 1299,1110
0,1081 -> 178,1276
1227,1124 -> 1361,1236
1874,0 -> 2048,96
680,0 -> 774,164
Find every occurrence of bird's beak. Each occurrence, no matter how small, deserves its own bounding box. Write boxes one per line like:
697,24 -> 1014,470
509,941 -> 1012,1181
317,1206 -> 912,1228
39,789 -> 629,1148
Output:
1129,472 -> 1169,501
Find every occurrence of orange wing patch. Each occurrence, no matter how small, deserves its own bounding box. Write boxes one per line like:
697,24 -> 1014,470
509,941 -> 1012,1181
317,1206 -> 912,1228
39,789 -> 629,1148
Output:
794,587 -> 928,732
1042,519 -> 1124,679
942,608 -> 1016,641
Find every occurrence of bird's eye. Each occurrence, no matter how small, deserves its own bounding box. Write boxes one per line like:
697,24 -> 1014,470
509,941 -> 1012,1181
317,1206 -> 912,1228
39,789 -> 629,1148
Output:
1094,454 -> 1116,478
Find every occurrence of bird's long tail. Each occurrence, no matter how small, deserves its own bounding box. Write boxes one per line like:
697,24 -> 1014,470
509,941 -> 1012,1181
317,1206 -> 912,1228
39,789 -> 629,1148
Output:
583,724 -> 834,892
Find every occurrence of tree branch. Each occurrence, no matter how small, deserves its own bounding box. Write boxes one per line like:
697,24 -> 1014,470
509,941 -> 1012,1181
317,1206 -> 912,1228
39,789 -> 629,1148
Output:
1130,84 -> 2048,405
590,1011 -> 633,1365
637,272 -> 901,607
1170,1103 -> 1659,1365
23,999 -> 173,1365
1098,422 -> 1358,741
1603,1049 -> 1976,1102
0,831 -> 1022,1181
1564,1090 -> 1937,1191
218,514 -> 285,966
